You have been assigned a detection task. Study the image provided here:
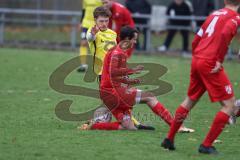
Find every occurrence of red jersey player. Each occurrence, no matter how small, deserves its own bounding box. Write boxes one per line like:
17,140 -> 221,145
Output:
161,0 -> 240,154
90,26 -> 193,131
101,0 -> 135,42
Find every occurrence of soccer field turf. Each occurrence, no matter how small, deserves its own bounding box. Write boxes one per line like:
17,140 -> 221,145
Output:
0,48 -> 240,160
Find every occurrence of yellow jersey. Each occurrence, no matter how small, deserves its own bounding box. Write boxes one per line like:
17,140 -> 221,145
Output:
87,28 -> 117,75
81,0 -> 102,29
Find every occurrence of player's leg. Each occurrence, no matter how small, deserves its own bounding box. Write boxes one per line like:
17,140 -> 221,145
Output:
139,91 -> 173,126
79,107 -> 122,130
228,99 -> 240,124
199,97 -> 235,154
161,97 -> 198,150
161,57 -> 205,150
78,27 -> 88,72
197,63 -> 235,154
131,116 -> 155,130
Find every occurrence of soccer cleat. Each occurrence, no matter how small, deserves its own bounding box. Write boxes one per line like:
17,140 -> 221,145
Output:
161,138 -> 176,150
77,65 -> 88,72
198,144 -> 219,155
136,124 -> 155,130
178,126 -> 195,133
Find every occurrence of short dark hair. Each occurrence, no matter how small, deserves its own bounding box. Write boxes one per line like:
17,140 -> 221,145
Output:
225,0 -> 240,5
93,6 -> 112,19
119,26 -> 138,41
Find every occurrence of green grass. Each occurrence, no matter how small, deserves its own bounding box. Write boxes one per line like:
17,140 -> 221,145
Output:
0,48 -> 240,160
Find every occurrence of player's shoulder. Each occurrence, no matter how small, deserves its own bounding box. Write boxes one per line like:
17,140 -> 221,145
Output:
211,8 -> 237,18
113,2 -> 127,12
105,28 -> 117,35
84,0 -> 101,5
227,15 -> 240,27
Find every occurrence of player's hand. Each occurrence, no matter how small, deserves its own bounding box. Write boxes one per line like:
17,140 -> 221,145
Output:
133,65 -> 144,74
132,78 -> 142,84
91,25 -> 99,35
210,61 -> 222,74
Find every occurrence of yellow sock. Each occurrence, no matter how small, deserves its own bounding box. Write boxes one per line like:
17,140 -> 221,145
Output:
131,116 -> 140,126
80,46 -> 87,65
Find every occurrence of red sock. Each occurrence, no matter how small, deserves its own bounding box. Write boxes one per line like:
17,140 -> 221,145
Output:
91,122 -> 120,130
167,105 -> 189,142
152,102 -> 173,126
202,111 -> 229,147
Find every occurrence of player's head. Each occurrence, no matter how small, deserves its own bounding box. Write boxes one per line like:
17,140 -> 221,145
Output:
101,0 -> 113,9
119,26 -> 138,49
93,6 -> 111,31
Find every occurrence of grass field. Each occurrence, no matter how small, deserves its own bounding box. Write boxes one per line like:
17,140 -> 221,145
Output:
0,47 -> 240,160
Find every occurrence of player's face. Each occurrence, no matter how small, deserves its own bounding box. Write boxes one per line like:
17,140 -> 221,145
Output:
101,0 -> 112,9
95,16 -> 109,31
129,33 -> 138,48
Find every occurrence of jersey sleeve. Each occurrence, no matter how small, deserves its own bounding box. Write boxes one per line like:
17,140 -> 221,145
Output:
124,9 -> 135,28
109,53 -> 136,84
86,27 -> 96,55
192,17 -> 209,52
192,28 -> 203,52
217,17 -> 239,62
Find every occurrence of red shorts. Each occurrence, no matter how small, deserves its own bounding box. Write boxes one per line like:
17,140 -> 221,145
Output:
187,57 -> 234,102
100,87 -> 138,121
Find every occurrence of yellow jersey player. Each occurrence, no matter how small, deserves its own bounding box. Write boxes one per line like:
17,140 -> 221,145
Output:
78,0 -> 102,72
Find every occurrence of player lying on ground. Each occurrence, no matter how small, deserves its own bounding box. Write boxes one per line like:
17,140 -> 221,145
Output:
84,26 -> 195,131
161,0 -> 240,154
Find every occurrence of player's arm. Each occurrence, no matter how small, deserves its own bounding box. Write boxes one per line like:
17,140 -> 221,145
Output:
217,17 -> 240,63
124,9 -> 135,28
110,54 -> 143,76
192,28 -> 203,51
86,25 -> 99,42
110,54 -> 141,84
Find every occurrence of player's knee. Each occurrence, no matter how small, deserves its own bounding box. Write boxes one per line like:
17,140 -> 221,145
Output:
181,97 -> 196,109
221,97 -> 236,114
141,92 -> 156,103
80,40 -> 88,46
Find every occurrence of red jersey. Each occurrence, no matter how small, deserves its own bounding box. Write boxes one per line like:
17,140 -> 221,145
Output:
109,2 -> 135,42
192,8 -> 240,63
100,45 -> 136,90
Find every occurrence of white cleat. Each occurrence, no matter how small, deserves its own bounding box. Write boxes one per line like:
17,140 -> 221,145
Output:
178,126 -> 195,133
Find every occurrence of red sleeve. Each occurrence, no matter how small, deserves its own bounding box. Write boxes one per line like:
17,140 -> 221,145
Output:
124,8 -> 135,28
110,54 -> 134,76
192,34 -> 201,52
217,18 -> 238,63
109,53 -> 136,84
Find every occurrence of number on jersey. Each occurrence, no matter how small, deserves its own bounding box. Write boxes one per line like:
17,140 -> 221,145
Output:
205,16 -> 219,37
